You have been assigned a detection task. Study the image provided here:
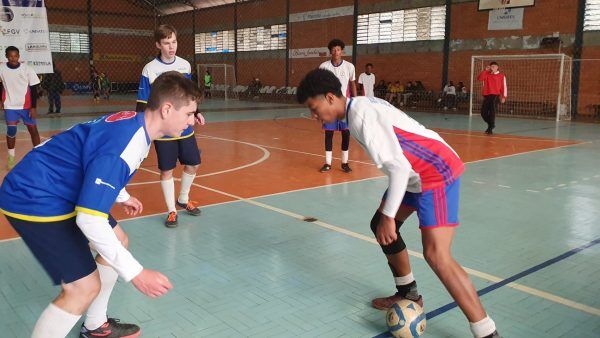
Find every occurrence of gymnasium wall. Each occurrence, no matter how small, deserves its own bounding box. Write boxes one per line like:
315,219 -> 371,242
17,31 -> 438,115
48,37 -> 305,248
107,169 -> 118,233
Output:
43,0 -> 599,116
47,0 -> 155,83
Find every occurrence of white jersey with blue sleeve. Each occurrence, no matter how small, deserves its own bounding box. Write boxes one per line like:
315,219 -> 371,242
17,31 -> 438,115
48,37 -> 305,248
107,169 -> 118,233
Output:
0,111 -> 151,221
137,56 -> 193,139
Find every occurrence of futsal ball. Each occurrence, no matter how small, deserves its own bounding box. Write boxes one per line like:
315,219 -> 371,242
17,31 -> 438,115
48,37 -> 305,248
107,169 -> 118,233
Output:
386,299 -> 426,338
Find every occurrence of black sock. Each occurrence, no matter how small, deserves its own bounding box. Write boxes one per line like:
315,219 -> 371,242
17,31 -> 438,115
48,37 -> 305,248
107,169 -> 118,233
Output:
395,280 -> 420,301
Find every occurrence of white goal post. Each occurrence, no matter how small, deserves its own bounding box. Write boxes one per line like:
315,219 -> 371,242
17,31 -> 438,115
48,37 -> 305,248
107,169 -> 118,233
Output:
469,54 -> 572,121
197,63 -> 237,101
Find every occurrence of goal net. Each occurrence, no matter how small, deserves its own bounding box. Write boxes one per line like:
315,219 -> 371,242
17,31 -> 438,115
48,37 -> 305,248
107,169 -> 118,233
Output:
469,54 -> 572,121
197,63 -> 237,100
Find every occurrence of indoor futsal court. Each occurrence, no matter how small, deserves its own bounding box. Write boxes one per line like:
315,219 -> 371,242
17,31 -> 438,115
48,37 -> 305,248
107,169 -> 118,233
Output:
0,1 -> 599,338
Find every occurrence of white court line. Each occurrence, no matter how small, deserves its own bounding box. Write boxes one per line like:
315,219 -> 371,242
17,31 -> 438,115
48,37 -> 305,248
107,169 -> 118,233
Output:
436,130 -> 580,143
195,135 -> 271,177
466,141 -> 591,165
138,166 -> 600,317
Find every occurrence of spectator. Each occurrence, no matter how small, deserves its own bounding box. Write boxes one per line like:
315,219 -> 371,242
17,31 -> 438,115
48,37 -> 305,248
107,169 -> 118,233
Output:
386,81 -> 402,105
443,81 -> 457,110
247,77 -> 262,98
358,63 -> 375,97
415,81 -> 425,92
41,65 -> 64,115
90,66 -> 100,102
375,80 -> 387,99
100,72 -> 111,100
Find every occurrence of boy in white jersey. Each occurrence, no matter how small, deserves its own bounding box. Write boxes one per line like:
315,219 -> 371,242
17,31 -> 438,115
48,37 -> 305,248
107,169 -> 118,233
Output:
0,46 -> 42,169
137,25 -> 204,228
358,63 -> 375,98
317,39 -> 356,173
297,69 -> 501,338
0,72 -> 201,338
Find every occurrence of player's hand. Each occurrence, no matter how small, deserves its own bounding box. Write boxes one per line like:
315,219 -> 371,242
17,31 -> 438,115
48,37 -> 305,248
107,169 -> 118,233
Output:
376,215 -> 398,246
194,111 -> 206,125
131,269 -> 172,298
29,108 -> 37,119
501,97 -> 506,104
120,196 -> 143,216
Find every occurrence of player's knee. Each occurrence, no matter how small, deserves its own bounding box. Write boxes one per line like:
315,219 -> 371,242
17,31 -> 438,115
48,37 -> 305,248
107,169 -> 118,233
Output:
381,235 -> 406,255
370,211 -> 406,254
118,231 -> 129,249
369,210 -> 382,234
160,170 -> 174,180
6,125 -> 17,138
423,246 -> 451,271
63,274 -> 101,303
184,164 -> 200,173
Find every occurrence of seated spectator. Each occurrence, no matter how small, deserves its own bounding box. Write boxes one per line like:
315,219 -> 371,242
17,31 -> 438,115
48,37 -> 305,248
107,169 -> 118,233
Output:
247,77 -> 262,98
457,81 -> 468,100
386,81 -> 403,105
443,81 -> 457,110
414,81 -> 426,92
375,80 -> 387,99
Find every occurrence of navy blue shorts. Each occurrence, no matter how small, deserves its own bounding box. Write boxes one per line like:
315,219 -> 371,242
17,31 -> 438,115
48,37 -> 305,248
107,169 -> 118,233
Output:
6,214 -> 118,285
154,135 -> 201,171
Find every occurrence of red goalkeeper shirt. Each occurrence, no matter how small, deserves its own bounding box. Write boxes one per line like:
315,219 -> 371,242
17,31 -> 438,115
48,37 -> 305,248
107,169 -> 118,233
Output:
477,70 -> 507,99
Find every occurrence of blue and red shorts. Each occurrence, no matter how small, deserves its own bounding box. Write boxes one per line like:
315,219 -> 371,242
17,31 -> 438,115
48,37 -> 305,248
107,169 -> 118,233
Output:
322,120 -> 348,131
5,109 -> 36,126
384,178 -> 461,229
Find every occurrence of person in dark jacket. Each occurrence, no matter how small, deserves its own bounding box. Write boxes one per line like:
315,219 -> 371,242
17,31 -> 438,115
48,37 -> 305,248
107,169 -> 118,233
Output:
41,65 -> 64,115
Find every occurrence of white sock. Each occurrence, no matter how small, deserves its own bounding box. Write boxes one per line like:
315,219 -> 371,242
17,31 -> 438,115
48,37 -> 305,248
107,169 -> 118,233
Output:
31,303 -> 81,338
178,172 -> 196,204
160,178 -> 176,212
470,316 -> 496,338
84,263 -> 118,330
394,272 -> 415,286
325,151 -> 332,165
8,148 -> 15,157
342,150 -> 349,164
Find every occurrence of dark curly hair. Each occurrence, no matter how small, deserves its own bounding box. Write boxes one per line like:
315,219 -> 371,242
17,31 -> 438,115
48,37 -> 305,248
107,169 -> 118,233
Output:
296,69 -> 342,104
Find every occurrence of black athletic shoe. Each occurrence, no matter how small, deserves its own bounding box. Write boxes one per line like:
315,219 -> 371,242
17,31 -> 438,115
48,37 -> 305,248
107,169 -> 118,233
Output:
80,318 -> 141,338
165,211 -> 178,228
319,164 -> 332,172
176,200 -> 201,216
485,128 -> 493,135
483,331 -> 502,338
341,163 -> 352,173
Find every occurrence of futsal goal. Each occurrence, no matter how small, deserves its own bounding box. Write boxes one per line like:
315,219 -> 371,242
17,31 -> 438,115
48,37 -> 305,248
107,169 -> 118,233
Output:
469,54 -> 572,121
197,63 -> 237,101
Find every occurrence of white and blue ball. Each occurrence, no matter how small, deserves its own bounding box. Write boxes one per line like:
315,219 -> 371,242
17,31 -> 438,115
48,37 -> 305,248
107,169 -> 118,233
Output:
386,299 -> 426,338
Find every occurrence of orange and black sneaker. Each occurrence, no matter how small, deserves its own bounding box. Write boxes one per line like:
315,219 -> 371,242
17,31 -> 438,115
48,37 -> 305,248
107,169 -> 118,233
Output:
176,200 -> 201,216
80,318 -> 141,338
165,211 -> 178,228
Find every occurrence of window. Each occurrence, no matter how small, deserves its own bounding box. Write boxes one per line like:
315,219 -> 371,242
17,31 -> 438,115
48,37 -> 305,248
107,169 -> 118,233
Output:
237,24 -> 286,52
49,32 -> 89,53
585,0 -> 600,31
357,6 -> 446,45
195,30 -> 235,54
